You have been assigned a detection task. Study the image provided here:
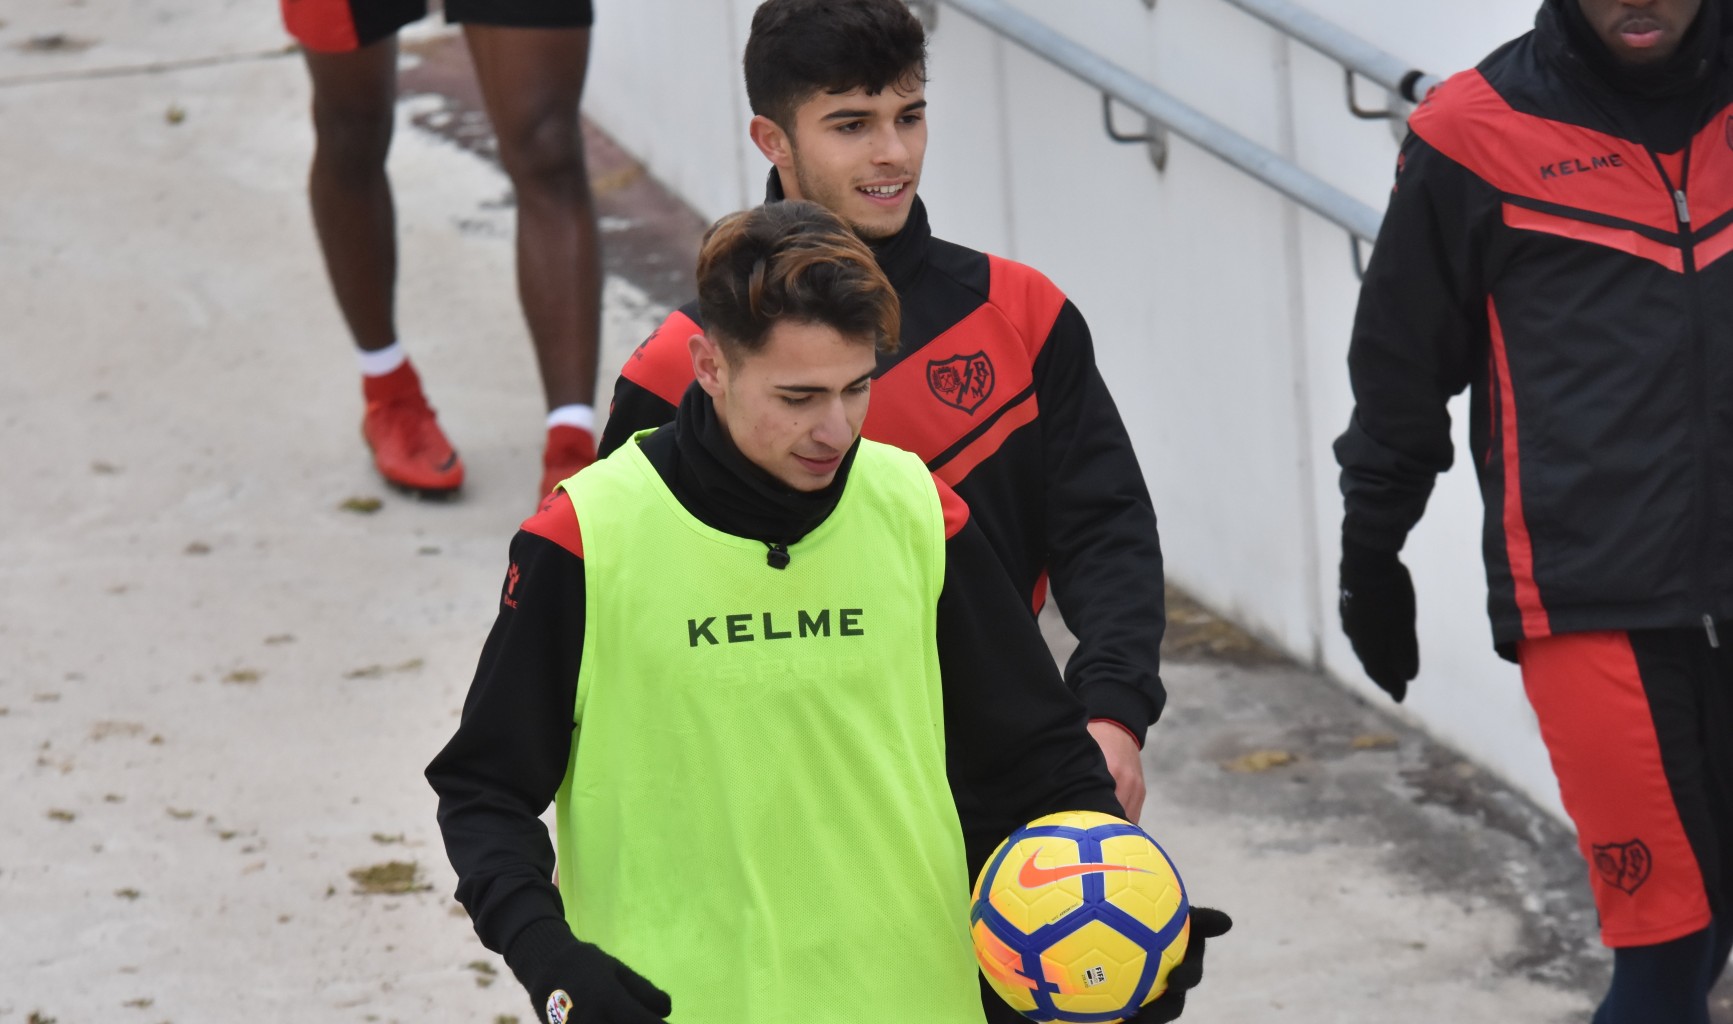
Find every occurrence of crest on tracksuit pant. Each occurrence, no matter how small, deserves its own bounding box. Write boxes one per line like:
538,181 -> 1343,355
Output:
1593,839 -> 1652,895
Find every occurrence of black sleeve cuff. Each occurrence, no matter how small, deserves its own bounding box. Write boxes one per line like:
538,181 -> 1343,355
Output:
504,917 -> 581,992
1078,683 -> 1155,744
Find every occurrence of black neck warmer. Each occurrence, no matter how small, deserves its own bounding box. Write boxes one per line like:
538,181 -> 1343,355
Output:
655,382 -> 859,560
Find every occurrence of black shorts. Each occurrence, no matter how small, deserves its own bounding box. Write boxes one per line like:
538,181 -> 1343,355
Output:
282,0 -> 594,53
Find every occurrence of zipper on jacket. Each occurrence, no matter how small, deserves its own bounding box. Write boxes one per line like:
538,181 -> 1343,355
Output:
1649,147 -> 1717,639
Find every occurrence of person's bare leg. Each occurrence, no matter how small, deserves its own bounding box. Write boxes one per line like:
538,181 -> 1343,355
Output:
305,40 -> 462,494
304,39 -> 400,351
463,24 -> 600,410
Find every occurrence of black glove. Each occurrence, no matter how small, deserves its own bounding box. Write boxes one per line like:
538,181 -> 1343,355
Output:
1125,906 -> 1232,1023
1338,538 -> 1418,702
506,919 -> 671,1024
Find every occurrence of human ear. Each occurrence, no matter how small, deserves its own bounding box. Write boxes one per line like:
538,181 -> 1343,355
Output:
690,332 -> 728,398
749,114 -> 795,172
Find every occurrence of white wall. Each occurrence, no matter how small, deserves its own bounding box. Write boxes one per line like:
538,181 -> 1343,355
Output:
587,1 -> 1564,818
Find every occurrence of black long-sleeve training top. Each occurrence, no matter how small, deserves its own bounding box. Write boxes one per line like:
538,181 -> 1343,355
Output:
1336,0 -> 1733,647
601,178 -> 1167,742
426,385 -> 1122,991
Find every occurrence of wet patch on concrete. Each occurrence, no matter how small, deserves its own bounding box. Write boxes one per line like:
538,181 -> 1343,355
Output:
397,33 -> 706,312
1163,582 -> 1286,665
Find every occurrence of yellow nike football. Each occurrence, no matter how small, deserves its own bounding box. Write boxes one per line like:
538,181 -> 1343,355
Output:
970,810 -> 1190,1024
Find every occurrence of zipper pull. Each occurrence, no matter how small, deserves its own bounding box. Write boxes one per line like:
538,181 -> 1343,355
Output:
1705,614 -> 1720,649
1675,189 -> 1691,225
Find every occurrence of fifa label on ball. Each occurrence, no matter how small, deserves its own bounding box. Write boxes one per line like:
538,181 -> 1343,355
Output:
971,810 -> 1191,1024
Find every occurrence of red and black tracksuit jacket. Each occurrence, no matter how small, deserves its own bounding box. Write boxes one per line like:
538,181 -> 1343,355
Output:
1336,0 -> 1733,649
601,181 -> 1166,740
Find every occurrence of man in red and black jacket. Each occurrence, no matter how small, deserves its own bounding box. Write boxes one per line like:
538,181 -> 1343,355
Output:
1336,0 -> 1733,1016
600,0 -> 1166,820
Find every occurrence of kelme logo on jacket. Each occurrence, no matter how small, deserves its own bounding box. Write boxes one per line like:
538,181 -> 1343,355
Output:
1538,152 -> 1625,180
927,352 -> 995,413
687,608 -> 866,646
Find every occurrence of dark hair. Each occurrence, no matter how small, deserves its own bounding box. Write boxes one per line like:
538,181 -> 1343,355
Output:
697,200 -> 900,358
744,0 -> 928,131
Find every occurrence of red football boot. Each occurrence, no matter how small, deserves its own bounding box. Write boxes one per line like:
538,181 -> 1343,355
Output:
360,362 -> 464,495
539,424 -> 597,499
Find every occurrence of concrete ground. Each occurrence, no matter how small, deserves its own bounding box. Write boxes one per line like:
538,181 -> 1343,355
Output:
1,4 -> 1720,1022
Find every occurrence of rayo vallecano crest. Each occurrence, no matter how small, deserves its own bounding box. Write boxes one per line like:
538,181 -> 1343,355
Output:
926,352 -> 995,414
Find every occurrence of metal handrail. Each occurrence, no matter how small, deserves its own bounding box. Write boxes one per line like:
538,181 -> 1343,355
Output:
1220,0 -> 1442,103
937,0 -> 1384,243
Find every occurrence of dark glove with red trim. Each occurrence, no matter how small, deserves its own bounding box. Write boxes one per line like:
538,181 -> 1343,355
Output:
507,919 -> 671,1024
1339,538 -> 1418,702
1124,906 -> 1233,1023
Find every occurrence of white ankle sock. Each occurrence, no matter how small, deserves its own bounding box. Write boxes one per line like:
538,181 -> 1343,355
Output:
546,404 -> 595,432
357,342 -> 408,378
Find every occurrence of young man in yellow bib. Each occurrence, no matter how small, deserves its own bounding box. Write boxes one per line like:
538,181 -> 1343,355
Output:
427,201 -> 1227,1024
